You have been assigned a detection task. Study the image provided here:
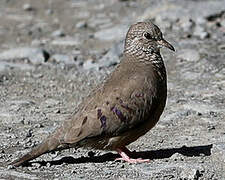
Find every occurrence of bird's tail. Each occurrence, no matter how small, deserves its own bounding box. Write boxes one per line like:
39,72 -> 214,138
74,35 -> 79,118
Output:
10,129 -> 62,167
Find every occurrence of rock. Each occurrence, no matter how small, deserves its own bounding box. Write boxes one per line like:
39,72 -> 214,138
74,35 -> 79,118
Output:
88,151 -> 95,157
170,153 -> 184,161
196,17 -> 207,26
34,123 -> 44,128
76,21 -> 88,29
46,163 -> 51,168
179,17 -> 194,32
51,30 -> 65,37
180,167 -> 201,180
32,73 -> 43,78
7,165 -> 14,170
0,74 -> 8,82
26,129 -> 33,138
82,60 -> 99,71
207,124 -> 216,131
193,26 -> 209,39
177,49 -> 200,62
71,50 -> 84,66
218,44 -> 225,51
23,3 -> 33,11
0,47 -> 50,65
94,24 -> 128,41
49,151 -> 59,158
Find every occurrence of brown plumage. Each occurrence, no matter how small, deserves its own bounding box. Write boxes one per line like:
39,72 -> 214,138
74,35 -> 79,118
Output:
11,21 -> 175,166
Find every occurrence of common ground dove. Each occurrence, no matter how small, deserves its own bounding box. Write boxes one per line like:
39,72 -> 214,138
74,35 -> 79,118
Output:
11,21 -> 175,166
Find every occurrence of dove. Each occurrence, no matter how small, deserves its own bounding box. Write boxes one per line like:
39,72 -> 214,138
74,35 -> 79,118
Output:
11,21 -> 175,166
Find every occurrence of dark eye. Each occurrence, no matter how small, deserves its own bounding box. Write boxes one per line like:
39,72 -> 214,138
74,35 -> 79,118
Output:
144,32 -> 152,40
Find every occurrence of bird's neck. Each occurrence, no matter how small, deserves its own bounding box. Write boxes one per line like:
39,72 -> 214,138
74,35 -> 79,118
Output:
123,51 -> 166,81
123,49 -> 164,67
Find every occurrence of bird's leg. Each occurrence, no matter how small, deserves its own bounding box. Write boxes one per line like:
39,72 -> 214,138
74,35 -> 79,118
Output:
115,147 -> 150,163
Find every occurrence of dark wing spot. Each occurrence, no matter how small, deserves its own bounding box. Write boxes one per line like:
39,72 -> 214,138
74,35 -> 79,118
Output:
106,101 -> 109,105
100,116 -> 107,129
97,109 -> 102,119
82,116 -> 87,125
97,109 -> 107,130
77,129 -> 82,137
111,106 -> 127,122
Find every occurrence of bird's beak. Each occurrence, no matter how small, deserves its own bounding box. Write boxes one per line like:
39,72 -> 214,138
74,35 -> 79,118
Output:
157,39 -> 175,51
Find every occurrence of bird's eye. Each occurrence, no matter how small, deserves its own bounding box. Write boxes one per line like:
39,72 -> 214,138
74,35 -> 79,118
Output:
144,32 -> 152,40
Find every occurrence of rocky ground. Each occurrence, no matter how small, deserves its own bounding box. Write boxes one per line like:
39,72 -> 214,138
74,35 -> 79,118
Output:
0,0 -> 225,179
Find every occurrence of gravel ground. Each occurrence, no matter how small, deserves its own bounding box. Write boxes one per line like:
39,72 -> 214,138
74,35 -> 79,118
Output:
0,0 -> 225,179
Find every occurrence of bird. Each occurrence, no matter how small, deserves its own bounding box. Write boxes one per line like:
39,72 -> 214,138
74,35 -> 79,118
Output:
10,21 -> 175,167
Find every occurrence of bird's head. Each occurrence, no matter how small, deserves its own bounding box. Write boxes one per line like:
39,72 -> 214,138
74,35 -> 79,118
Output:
124,21 -> 175,56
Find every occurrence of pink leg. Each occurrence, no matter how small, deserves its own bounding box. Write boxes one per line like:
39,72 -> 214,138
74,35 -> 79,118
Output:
115,147 -> 150,163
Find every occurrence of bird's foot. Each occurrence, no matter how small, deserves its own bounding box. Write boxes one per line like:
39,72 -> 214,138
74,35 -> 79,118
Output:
115,147 -> 150,163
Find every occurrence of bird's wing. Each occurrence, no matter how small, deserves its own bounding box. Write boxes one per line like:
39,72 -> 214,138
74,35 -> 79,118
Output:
59,61 -> 155,145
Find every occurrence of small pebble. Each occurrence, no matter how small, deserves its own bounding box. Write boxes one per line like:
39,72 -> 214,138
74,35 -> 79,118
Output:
76,21 -> 87,29
7,165 -> 14,169
51,30 -> 65,37
23,3 -> 33,11
88,151 -> 95,157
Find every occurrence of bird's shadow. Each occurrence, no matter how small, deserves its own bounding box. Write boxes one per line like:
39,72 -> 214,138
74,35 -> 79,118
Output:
26,144 -> 212,167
